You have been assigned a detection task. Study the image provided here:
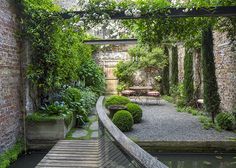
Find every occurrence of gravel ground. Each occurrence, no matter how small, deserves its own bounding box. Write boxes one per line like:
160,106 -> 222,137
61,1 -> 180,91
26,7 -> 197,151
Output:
125,100 -> 236,141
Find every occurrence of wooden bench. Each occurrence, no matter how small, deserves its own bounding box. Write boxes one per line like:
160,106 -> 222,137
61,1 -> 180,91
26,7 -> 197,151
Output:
121,90 -> 135,96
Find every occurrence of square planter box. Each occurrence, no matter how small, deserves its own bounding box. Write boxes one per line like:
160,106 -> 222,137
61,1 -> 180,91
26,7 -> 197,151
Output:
27,115 -> 76,150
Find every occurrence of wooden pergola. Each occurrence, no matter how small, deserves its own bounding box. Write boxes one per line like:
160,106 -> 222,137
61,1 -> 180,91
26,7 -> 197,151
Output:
62,6 -> 236,19
84,39 -> 137,45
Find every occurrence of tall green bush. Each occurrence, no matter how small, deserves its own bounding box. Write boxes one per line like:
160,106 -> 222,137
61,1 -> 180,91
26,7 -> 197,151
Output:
171,46 -> 178,86
201,26 -> 220,123
183,47 -> 194,105
161,46 -> 170,95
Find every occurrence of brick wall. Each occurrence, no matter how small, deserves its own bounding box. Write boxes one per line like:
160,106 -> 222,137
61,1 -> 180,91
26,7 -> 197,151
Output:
214,32 -> 236,111
0,0 -> 23,153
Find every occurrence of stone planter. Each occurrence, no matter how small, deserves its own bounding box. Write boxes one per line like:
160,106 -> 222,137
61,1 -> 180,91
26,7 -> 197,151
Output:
108,105 -> 127,118
27,114 -> 76,150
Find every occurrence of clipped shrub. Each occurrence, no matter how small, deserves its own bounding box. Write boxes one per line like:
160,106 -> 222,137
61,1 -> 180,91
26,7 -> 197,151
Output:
112,110 -> 134,132
216,112 -> 234,130
105,95 -> 131,108
126,103 -> 142,123
63,87 -> 81,104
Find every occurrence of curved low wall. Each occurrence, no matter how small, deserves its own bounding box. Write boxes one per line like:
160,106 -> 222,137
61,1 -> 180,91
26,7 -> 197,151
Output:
96,96 -> 168,168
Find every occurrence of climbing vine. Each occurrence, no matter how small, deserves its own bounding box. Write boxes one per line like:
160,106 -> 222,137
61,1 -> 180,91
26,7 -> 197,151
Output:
18,0 -> 94,97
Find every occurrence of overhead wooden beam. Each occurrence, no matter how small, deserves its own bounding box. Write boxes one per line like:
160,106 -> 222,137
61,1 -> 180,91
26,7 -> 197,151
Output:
61,6 -> 236,20
84,39 -> 137,45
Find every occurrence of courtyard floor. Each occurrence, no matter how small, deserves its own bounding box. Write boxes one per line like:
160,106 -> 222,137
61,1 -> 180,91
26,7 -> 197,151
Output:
125,100 -> 236,141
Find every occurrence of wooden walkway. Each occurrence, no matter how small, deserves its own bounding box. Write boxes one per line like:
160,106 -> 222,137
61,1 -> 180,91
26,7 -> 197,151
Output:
36,139 -> 137,168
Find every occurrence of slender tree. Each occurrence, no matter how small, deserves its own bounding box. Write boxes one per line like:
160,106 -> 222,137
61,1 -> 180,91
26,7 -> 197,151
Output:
183,47 -> 194,105
171,45 -> 178,86
201,26 -> 220,123
161,46 -> 170,95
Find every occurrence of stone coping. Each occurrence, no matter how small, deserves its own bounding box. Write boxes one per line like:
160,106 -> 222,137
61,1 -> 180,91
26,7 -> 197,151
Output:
136,141 -> 236,153
96,96 -> 168,168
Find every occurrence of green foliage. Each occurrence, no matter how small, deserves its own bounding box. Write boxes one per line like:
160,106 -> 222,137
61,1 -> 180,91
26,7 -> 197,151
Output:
0,141 -> 23,168
105,95 -> 131,108
20,0 -> 93,98
114,61 -> 138,86
112,110 -> 134,132
170,84 -> 184,106
177,106 -> 200,116
78,58 -> 106,95
62,88 -> 97,126
171,46 -> 178,86
62,88 -> 81,105
40,102 -> 71,116
128,45 -> 167,72
201,26 -> 221,123
183,47 -> 194,105
126,103 -> 143,123
216,112 -> 235,130
138,47 -> 167,72
77,89 -> 97,113
162,95 -> 174,103
115,45 -> 167,87
116,83 -> 127,94
160,46 -> 170,95
198,116 -> 214,129
26,111 -> 73,126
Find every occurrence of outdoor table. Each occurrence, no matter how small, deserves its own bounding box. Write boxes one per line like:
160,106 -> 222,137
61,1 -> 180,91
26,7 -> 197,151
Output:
129,86 -> 153,96
129,86 -> 153,104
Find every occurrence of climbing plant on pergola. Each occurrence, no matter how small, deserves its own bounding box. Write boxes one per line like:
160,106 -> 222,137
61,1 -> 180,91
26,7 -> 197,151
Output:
19,0 -> 236,122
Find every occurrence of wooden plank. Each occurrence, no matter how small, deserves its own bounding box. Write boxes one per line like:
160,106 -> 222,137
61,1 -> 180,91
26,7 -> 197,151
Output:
37,140 -> 100,168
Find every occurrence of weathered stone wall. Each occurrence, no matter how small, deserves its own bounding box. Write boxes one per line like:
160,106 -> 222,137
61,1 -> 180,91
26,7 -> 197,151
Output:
94,45 -> 132,94
0,0 -> 23,153
214,32 -> 236,112
175,32 -> 236,111
193,49 -> 203,97
177,43 -> 185,83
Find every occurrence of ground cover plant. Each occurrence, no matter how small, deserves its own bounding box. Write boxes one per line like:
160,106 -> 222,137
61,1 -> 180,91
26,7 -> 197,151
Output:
0,141 -> 23,168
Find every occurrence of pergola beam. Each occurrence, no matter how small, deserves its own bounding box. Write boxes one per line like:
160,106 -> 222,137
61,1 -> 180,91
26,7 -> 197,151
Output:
61,6 -> 236,19
84,39 -> 137,45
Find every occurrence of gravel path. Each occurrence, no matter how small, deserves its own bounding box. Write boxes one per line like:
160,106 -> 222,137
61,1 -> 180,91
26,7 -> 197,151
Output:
125,100 -> 236,141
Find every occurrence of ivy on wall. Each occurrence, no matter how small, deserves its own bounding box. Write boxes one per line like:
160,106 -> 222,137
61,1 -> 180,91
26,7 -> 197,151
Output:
18,0 -> 94,97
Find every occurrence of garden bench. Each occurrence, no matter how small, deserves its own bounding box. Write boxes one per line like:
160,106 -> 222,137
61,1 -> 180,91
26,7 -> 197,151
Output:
121,89 -> 135,96
146,91 -> 161,104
